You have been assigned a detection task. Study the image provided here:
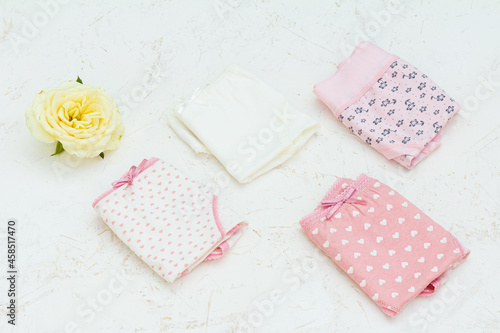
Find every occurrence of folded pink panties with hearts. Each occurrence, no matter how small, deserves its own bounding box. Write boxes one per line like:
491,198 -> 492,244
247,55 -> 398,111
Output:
93,157 -> 246,283
300,174 -> 469,316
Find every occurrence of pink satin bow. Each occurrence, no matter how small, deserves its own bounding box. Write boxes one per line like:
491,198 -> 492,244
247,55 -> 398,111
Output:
321,186 -> 367,219
111,159 -> 150,188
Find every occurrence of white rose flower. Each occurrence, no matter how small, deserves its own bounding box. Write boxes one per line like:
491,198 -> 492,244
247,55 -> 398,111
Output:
25,80 -> 125,158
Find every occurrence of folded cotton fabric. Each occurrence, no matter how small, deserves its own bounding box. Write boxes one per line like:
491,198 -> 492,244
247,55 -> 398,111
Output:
169,66 -> 319,183
93,157 -> 247,283
314,42 -> 460,169
300,174 -> 469,316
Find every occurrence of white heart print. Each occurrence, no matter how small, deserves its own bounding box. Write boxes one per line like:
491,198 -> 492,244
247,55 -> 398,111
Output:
302,176 -> 468,312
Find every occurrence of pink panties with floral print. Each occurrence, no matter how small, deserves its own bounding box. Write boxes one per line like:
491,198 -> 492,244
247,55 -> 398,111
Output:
300,174 -> 469,316
314,41 -> 460,169
93,157 -> 247,283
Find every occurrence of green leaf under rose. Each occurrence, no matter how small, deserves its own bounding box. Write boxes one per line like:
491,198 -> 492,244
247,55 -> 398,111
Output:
51,141 -> 65,156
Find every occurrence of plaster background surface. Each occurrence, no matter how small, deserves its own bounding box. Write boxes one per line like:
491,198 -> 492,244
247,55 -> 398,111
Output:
0,0 -> 499,332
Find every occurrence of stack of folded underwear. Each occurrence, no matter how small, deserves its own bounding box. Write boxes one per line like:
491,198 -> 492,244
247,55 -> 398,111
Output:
169,65 -> 319,183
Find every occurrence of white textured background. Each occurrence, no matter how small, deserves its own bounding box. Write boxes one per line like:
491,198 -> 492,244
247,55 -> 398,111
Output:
1,0 -> 500,332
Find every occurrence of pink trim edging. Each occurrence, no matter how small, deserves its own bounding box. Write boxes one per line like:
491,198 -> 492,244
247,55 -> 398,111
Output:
204,197 -> 242,261
419,278 -> 440,297
204,241 -> 230,261
211,195 -> 226,238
